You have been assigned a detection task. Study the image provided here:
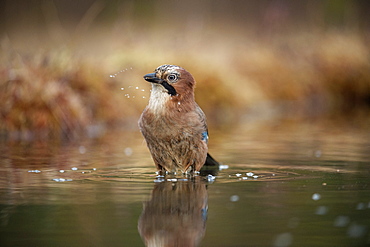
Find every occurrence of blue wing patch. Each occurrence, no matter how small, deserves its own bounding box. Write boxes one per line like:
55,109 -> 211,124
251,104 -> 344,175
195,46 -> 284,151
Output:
201,131 -> 209,143
201,206 -> 208,221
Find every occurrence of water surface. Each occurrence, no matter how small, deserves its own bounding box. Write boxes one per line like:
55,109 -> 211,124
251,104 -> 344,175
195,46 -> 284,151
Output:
0,123 -> 369,247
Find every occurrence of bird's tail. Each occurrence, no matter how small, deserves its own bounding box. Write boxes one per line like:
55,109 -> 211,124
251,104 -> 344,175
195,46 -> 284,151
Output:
204,153 -> 219,166
200,153 -> 220,176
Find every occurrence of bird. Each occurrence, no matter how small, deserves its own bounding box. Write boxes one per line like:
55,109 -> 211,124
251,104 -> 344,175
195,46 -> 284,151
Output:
138,64 -> 218,174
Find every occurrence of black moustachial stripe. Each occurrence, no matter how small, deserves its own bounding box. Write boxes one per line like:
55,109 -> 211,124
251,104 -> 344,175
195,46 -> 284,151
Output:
161,81 -> 177,96
143,72 -> 177,96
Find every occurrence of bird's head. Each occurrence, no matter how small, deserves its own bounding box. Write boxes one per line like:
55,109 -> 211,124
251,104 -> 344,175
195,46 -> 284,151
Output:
143,64 -> 196,98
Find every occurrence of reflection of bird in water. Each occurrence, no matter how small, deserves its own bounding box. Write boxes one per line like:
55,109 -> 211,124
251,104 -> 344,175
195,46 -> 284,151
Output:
139,65 -> 219,174
138,179 -> 208,247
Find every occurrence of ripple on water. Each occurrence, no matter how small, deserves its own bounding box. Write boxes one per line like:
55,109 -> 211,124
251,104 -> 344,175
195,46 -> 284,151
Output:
37,163 -> 313,186
21,158 -> 362,188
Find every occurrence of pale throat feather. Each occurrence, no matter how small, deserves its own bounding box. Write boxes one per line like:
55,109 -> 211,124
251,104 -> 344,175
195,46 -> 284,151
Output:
148,84 -> 172,114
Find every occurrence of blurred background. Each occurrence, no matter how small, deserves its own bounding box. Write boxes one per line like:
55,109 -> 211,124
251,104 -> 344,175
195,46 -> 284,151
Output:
1,0 -> 369,140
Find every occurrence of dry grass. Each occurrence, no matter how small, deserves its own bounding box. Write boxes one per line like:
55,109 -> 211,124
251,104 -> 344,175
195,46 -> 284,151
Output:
0,48 -> 130,139
1,21 -> 369,140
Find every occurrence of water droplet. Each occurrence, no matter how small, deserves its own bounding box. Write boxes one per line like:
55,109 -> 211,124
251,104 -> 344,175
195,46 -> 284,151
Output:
59,170 -> 65,173
312,193 -> 321,201
219,164 -> 229,170
230,195 -> 239,202
315,206 -> 328,215
356,202 -> 366,210
154,177 -> 165,183
135,87 -> 139,89
109,67 -> 134,78
71,167 -> 78,171
246,172 -> 254,176
347,223 -> 367,238
207,174 -> 216,182
273,232 -> 293,247
53,178 -> 73,182
236,173 -> 242,177
141,89 -> 145,91
121,88 -> 124,90
54,178 -> 65,182
28,170 -> 41,173
334,216 -> 350,227
142,96 -> 146,98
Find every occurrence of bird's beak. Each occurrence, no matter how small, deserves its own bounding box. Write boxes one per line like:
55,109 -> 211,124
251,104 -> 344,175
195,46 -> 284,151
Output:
143,73 -> 163,84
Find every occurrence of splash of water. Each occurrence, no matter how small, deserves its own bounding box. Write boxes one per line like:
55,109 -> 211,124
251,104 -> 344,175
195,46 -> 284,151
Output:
109,67 -> 149,99
109,67 -> 133,78
121,84 -> 149,99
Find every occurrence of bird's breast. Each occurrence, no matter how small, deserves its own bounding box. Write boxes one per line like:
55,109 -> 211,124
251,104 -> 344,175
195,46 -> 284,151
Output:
140,106 -> 203,140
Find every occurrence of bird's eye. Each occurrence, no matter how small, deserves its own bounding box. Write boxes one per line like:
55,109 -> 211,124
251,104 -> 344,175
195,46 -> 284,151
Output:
167,74 -> 178,83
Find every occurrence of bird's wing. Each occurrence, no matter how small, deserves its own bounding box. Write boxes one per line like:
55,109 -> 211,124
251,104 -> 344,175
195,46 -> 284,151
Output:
195,103 -> 208,143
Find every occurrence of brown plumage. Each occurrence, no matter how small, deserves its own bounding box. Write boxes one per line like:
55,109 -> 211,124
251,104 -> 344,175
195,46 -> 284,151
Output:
138,178 -> 208,246
139,65 -> 216,174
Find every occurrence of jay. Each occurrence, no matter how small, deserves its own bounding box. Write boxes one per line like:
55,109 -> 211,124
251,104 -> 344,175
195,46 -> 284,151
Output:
139,65 -> 218,174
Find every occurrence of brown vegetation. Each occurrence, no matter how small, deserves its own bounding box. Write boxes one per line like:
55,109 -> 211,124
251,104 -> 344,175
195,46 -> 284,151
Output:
1,1 -> 369,140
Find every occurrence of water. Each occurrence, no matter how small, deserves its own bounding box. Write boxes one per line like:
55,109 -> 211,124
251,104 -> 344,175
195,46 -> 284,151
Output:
110,67 -> 133,78
0,123 -> 369,247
